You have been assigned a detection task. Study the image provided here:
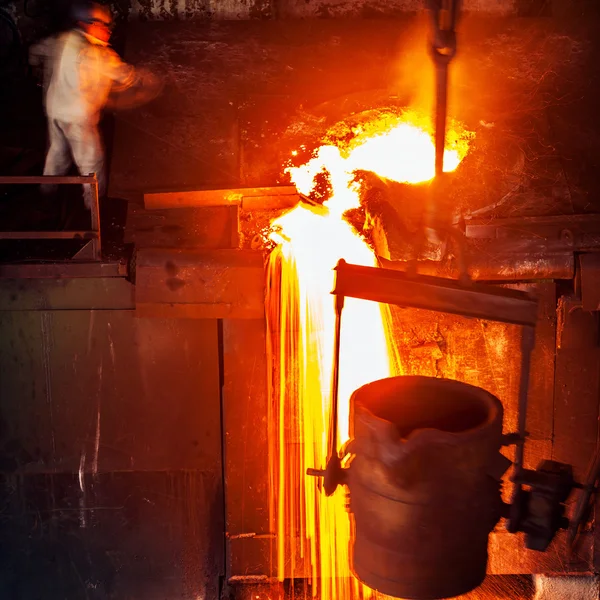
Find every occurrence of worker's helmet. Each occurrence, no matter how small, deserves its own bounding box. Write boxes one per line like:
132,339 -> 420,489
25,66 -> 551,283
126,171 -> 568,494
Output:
72,2 -> 113,30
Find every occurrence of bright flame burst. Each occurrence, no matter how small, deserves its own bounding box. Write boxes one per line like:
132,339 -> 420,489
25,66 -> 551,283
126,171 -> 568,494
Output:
266,111 -> 470,600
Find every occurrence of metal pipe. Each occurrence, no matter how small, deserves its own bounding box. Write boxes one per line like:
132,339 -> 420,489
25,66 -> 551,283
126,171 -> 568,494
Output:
434,62 -> 449,180
327,293 -> 345,464
515,326 -> 536,474
426,0 -> 459,228
307,287 -> 346,496
505,325 -> 536,535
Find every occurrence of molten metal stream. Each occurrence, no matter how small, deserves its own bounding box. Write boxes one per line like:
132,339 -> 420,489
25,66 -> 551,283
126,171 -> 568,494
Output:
266,113 -> 470,600
267,211 -> 398,599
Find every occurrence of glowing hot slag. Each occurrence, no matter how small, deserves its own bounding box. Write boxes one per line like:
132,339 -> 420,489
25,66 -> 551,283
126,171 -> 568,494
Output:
266,113 -> 470,600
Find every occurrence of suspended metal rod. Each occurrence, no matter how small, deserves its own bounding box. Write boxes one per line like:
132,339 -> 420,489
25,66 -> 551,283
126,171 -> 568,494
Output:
427,0 -> 460,181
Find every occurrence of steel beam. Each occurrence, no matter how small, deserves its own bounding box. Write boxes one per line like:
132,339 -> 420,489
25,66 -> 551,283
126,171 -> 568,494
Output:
144,186 -> 298,210
332,260 -> 538,326
0,262 -> 127,279
0,175 -> 97,184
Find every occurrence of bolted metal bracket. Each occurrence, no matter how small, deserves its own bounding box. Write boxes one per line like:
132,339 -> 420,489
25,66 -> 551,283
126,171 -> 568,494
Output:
307,454 -> 346,497
509,460 -> 575,551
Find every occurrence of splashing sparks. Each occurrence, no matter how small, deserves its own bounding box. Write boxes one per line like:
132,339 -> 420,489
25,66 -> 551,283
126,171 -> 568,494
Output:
266,112 -> 470,600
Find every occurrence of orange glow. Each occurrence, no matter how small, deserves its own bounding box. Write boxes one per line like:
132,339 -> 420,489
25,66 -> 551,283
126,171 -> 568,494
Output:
267,111 -> 470,600
285,110 -> 470,218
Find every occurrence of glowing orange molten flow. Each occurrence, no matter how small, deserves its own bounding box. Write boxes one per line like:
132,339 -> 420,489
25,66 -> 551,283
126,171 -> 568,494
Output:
267,114 -> 470,600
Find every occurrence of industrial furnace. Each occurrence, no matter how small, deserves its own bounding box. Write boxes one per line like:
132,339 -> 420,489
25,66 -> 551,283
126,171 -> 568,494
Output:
2,3 -> 600,600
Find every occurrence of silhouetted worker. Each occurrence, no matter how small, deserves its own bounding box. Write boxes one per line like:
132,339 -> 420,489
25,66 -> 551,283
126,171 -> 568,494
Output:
29,2 -> 160,206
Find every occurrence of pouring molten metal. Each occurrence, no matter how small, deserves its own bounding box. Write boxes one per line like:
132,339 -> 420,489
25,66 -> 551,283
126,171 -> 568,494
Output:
267,110 -> 471,600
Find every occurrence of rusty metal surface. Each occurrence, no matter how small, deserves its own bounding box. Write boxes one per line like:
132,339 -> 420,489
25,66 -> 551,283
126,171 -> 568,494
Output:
579,253 -> 600,311
385,298 -> 534,443
333,261 -> 538,327
379,282 -> 588,574
379,254 -> 575,282
488,532 -> 593,574
348,376 -> 506,599
569,446 -> 600,547
553,298 -> 600,483
369,194 -> 583,276
135,248 -> 265,319
523,283 -> 555,446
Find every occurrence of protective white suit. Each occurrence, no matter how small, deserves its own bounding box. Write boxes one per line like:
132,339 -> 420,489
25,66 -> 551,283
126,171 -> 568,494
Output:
30,29 -> 136,199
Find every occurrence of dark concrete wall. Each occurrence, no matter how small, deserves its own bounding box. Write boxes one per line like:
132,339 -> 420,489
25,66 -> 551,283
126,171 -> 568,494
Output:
127,0 -> 516,20
7,0 -> 525,26
7,0 -> 599,22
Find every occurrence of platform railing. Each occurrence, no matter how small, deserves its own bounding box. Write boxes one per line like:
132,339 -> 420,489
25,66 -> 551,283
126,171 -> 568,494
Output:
0,174 -> 101,260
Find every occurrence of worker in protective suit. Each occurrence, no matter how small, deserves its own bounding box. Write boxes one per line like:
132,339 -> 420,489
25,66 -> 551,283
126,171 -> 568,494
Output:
29,2 -> 159,206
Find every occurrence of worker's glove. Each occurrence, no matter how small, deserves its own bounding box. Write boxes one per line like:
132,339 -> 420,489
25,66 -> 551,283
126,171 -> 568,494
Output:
106,67 -> 165,111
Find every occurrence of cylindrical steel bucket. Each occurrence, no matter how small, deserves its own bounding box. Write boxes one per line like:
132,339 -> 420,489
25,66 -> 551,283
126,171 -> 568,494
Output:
346,376 -> 507,600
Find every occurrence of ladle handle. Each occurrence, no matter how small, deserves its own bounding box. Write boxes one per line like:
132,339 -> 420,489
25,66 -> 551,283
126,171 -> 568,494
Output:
327,291 -> 345,463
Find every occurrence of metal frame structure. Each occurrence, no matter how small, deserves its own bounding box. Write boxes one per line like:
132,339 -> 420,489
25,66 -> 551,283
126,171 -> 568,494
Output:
0,174 -> 102,260
309,259 -> 600,555
309,259 -> 537,495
